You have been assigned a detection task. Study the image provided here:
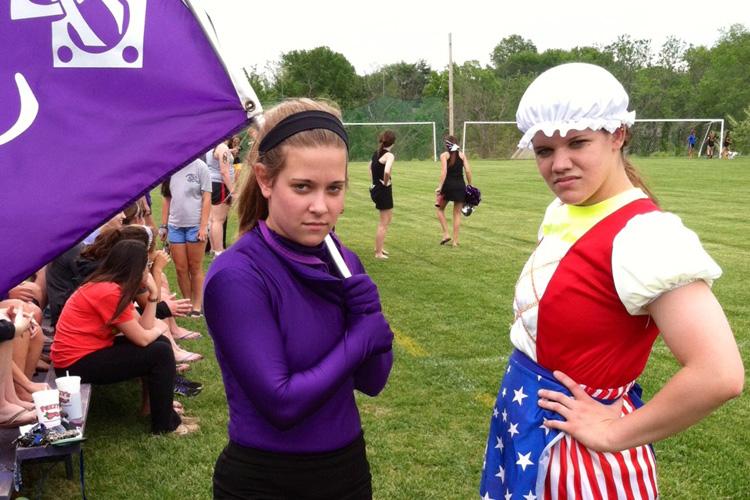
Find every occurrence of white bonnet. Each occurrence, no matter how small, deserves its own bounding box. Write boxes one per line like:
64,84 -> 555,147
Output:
516,63 -> 635,149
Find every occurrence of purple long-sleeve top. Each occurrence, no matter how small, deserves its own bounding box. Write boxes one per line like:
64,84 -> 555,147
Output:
203,221 -> 393,453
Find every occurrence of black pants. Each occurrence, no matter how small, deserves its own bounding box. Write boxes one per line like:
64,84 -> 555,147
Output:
213,433 -> 372,499
56,336 -> 179,433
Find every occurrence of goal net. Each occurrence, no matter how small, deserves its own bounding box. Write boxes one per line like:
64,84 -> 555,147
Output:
462,119 -> 725,159
344,122 -> 437,162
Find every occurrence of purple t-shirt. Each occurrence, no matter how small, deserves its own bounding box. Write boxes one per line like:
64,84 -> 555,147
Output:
203,221 -> 393,453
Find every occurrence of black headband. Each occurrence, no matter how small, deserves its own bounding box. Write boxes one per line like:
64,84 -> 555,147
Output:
258,110 -> 349,154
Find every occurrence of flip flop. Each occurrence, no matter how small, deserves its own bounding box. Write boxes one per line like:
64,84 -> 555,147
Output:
440,237 -> 452,245
173,330 -> 202,340
176,363 -> 191,374
0,408 -> 37,428
175,351 -> 203,363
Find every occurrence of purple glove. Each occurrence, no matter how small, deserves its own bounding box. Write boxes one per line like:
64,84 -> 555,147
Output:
342,274 -> 382,315
342,275 -> 392,357
346,313 -> 393,357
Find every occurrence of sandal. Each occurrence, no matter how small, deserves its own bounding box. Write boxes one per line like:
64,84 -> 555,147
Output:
172,423 -> 199,436
440,237 -> 452,245
176,363 -> 191,374
0,408 -> 37,428
173,329 -> 202,340
175,351 -> 203,363
180,415 -> 200,425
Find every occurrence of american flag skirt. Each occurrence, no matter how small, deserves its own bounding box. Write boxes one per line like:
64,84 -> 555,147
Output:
480,350 -> 658,500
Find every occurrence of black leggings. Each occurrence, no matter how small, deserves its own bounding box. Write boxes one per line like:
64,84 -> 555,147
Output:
213,433 -> 372,499
56,336 -> 179,434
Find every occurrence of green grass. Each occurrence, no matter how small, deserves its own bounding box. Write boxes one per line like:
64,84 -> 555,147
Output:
23,157 -> 749,499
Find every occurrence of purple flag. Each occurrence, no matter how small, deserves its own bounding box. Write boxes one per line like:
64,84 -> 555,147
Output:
0,0 -> 260,295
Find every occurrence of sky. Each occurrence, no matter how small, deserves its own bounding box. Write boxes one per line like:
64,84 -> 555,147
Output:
205,0 -> 749,76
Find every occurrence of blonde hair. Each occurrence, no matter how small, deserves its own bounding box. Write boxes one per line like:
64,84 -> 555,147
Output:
236,98 -> 347,234
620,127 -> 658,204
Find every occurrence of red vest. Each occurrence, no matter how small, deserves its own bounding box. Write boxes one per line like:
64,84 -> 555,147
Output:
537,198 -> 660,389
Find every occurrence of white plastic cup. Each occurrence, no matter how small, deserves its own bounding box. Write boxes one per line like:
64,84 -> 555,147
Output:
55,375 -> 83,424
32,389 -> 62,427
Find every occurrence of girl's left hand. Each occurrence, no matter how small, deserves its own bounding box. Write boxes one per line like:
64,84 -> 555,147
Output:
537,370 -> 623,452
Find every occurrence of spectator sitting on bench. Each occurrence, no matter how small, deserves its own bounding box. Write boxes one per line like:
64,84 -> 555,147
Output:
51,226 -> 202,365
0,305 -> 38,427
0,282 -> 49,404
51,240 -> 197,435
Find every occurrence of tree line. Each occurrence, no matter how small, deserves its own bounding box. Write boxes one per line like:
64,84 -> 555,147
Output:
246,24 -> 750,159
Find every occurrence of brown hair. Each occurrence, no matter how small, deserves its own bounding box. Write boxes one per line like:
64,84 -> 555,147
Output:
377,130 -> 396,157
620,127 -> 658,204
445,134 -> 459,167
80,225 -> 151,262
84,240 -> 148,325
122,200 -> 145,225
236,98 -> 347,234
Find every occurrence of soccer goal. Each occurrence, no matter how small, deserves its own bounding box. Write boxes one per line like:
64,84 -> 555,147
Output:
630,119 -> 724,158
344,121 -> 437,162
462,119 -> 725,159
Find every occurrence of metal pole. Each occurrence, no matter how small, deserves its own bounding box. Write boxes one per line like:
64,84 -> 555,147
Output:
448,33 -> 454,136
432,122 -> 437,161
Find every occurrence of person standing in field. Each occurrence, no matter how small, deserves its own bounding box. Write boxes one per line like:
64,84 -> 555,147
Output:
204,98 -> 393,499
369,130 -> 396,260
435,135 -> 472,247
479,63 -> 744,499
206,138 -> 236,256
160,158 -> 211,317
687,128 -> 696,158
721,131 -> 732,159
705,131 -> 716,158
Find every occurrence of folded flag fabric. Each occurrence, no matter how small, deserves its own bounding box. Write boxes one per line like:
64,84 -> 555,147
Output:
1,0 -> 260,295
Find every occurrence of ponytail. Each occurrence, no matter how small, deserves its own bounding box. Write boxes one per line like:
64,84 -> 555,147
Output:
621,127 -> 658,205
376,130 -> 396,158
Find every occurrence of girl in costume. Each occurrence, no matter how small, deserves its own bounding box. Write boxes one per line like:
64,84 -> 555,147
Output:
204,98 -> 393,499
480,63 -> 743,499
369,130 -> 396,259
435,135 -> 472,246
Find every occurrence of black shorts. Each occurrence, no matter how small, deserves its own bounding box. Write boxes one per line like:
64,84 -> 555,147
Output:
211,182 -> 229,205
370,184 -> 393,211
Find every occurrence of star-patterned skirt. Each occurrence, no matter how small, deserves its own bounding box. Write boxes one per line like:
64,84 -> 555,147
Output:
479,350 -> 658,500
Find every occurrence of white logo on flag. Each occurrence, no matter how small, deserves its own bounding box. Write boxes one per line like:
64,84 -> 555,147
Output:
12,0 -> 147,68
2,0 -> 147,145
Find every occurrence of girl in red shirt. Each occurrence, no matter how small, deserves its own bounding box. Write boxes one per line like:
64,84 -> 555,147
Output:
52,240 -> 196,435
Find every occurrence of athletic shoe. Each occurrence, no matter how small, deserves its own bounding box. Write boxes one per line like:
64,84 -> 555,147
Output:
175,375 -> 203,390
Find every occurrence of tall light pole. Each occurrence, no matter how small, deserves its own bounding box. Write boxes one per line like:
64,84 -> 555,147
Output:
448,33 -> 454,136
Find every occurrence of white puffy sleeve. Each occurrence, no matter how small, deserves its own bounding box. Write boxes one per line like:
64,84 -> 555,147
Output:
612,211 -> 722,315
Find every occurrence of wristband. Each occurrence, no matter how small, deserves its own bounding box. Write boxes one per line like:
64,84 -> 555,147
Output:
147,297 -> 159,303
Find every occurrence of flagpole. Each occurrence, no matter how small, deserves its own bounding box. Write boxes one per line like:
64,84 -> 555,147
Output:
324,235 -> 352,278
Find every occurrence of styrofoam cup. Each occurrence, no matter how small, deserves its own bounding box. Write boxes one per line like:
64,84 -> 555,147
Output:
55,375 -> 83,423
32,389 -> 62,427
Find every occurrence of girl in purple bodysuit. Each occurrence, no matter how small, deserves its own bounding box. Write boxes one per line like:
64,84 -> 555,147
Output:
204,98 -> 394,499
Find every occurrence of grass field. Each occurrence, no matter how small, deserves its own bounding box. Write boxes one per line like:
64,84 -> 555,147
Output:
23,157 -> 749,499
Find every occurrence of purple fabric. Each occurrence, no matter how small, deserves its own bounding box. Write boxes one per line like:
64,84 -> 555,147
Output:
0,1 -> 249,295
203,223 -> 393,453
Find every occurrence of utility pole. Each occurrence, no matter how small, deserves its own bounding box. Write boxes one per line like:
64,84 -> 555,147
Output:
448,33 -> 454,136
